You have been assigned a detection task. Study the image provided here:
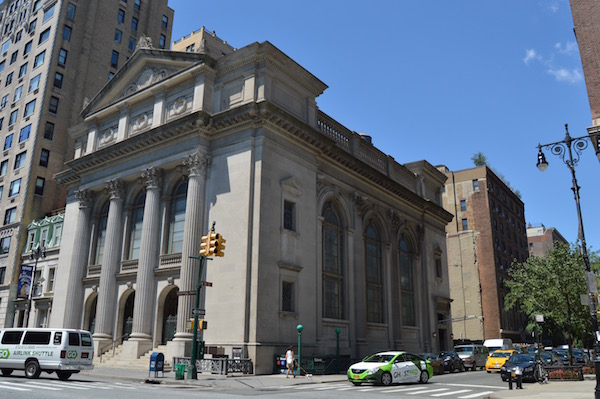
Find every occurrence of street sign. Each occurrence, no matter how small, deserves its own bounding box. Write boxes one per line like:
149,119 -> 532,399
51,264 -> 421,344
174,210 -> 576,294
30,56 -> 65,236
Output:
177,291 -> 196,296
200,281 -> 213,287
192,308 -> 206,316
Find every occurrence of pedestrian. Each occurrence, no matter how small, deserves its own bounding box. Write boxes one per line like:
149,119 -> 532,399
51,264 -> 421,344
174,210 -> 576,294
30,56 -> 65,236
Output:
285,346 -> 295,378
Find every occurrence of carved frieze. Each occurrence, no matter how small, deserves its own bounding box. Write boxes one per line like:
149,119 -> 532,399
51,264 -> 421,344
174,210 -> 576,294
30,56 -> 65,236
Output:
118,67 -> 176,99
98,125 -> 118,147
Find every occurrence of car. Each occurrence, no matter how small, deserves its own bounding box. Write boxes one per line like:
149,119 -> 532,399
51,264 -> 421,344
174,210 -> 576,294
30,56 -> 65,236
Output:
500,353 -> 537,382
454,344 -> 489,371
540,351 -> 562,366
347,351 -> 433,386
439,351 -> 465,372
417,353 -> 444,375
485,349 -> 516,372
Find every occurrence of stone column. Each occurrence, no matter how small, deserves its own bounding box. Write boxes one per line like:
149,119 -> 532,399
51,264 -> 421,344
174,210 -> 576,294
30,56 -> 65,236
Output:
124,167 -> 163,357
168,153 -> 209,358
93,179 -> 125,344
63,189 -> 94,329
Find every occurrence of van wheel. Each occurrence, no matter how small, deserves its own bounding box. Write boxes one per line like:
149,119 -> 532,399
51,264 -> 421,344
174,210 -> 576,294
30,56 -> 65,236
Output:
56,371 -> 72,380
1,369 -> 13,376
25,360 -> 41,379
471,362 -> 476,371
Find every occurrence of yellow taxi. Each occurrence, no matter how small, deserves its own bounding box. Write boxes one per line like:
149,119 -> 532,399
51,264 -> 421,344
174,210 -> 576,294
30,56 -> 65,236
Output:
485,349 -> 517,372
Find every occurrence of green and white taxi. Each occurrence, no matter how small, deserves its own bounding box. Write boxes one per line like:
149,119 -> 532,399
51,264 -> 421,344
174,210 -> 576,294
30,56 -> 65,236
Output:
347,351 -> 433,385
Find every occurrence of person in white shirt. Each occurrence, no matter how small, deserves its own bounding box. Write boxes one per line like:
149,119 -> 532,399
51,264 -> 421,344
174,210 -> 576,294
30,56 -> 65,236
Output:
285,346 -> 295,378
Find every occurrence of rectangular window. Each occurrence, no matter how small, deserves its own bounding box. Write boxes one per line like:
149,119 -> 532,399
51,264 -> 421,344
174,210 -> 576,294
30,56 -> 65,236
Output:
18,62 -> 27,78
462,218 -> 468,231
128,36 -> 135,51
10,51 -> 18,65
23,40 -> 32,56
29,73 -> 41,92
62,25 -> 72,41
38,27 -> 50,44
1,39 -> 10,55
35,176 -> 45,195
33,50 -> 45,68
159,34 -> 166,49
4,207 -> 16,225
14,151 -> 26,169
49,96 -> 59,113
67,3 -> 76,20
47,268 -> 55,292
0,185 -> 4,201
19,124 -> 31,142
473,179 -> 479,191
8,178 -> 21,197
131,17 -> 138,31
283,200 -> 296,231
0,266 -> 5,283
134,0 -> 141,11
0,118 -> 4,130
58,48 -> 67,66
44,121 -> 54,140
9,110 -> 18,126
15,30 -> 22,43
28,19 -> 37,34
0,330 -> 22,344
42,4 -> 55,23
0,160 -> 7,176
3,134 -> 13,151
13,85 -> 23,102
24,99 -> 36,117
1,95 -> 8,109
23,331 -> 51,345
435,258 -> 442,278
282,281 -> 294,312
33,0 -> 42,12
5,72 -> 12,86
118,9 -> 125,24
0,60 -> 5,73
460,199 -> 466,212
114,29 -> 122,44
53,72 -> 63,88
162,15 -> 168,29
111,50 -> 119,68
40,148 -> 49,167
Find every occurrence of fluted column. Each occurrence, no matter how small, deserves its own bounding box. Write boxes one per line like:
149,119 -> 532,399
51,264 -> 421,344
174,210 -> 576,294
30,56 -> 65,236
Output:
63,189 -> 95,329
94,179 -> 125,340
130,167 -> 163,341
175,153 -> 210,339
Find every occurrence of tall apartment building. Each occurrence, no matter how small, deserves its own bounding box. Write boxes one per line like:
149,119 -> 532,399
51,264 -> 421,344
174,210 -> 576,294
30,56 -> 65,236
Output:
0,0 -> 173,328
439,165 -> 528,343
526,223 -> 568,258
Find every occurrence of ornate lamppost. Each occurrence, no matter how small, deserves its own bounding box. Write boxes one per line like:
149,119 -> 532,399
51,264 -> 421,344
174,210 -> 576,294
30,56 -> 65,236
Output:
536,124 -> 600,398
24,245 -> 46,328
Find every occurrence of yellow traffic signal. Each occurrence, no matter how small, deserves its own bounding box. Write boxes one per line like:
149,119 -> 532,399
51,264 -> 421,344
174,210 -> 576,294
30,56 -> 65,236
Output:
215,235 -> 226,257
189,318 -> 208,331
200,234 -> 210,256
208,232 -> 218,256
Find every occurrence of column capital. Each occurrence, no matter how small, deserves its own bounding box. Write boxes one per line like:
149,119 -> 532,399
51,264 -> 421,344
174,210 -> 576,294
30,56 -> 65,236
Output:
75,189 -> 95,209
141,166 -> 164,189
184,152 -> 210,177
105,179 -> 125,199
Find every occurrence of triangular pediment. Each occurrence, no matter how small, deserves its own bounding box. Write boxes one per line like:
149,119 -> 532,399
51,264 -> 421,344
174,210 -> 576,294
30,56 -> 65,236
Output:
82,48 -> 213,117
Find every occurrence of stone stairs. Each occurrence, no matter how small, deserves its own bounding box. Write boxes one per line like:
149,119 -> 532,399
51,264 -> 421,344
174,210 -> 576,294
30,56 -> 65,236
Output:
95,344 -> 173,372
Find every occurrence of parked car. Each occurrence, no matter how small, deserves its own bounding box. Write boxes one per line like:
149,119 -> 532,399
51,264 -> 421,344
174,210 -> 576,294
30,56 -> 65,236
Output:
347,351 -> 433,386
500,353 -> 537,382
417,353 -> 444,375
439,351 -> 465,372
540,351 -> 562,366
454,344 -> 489,371
485,349 -> 517,373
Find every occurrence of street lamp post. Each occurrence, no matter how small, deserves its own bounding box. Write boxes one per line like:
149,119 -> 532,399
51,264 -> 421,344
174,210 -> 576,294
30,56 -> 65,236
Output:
25,246 -> 46,328
537,124 -> 600,398
297,324 -> 303,377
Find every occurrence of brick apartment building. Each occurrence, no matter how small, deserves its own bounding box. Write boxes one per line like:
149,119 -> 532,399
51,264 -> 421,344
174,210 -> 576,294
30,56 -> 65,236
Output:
526,223 -> 568,258
439,165 -> 528,343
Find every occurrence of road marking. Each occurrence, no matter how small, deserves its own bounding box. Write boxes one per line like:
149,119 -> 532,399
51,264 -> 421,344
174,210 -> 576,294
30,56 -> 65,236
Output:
459,391 -> 494,399
42,381 -> 90,390
406,388 -> 450,394
69,382 -> 113,389
438,382 -> 508,390
432,389 -> 472,397
379,386 -> 432,393
0,381 -> 31,391
23,381 -> 63,391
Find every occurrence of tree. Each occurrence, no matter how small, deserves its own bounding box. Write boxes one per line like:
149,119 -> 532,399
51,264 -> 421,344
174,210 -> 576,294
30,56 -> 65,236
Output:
505,242 -> 589,358
471,152 -> 487,166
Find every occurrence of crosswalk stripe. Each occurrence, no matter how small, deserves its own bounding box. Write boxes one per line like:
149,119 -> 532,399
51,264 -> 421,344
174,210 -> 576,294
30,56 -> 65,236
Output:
406,388 -> 449,395
432,389 -> 472,397
22,381 -> 63,391
379,386 -> 431,393
0,381 -> 31,391
69,382 -> 113,389
39,381 -> 90,390
459,391 -> 494,399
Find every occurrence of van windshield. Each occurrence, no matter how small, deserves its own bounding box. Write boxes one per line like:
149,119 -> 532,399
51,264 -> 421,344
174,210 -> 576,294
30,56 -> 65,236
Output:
455,347 -> 473,354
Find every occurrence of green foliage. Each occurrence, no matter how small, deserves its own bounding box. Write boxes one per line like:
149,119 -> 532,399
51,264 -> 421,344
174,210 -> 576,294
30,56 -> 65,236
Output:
471,152 -> 487,166
505,242 -> 589,346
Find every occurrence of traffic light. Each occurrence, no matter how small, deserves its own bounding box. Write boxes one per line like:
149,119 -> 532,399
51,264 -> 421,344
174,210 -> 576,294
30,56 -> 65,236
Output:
214,235 -> 226,257
208,232 -> 219,256
189,318 -> 208,331
200,234 -> 210,256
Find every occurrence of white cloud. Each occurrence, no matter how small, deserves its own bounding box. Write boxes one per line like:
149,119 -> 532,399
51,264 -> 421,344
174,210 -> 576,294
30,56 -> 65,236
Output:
554,41 -> 578,55
546,67 -> 583,83
523,48 -> 538,64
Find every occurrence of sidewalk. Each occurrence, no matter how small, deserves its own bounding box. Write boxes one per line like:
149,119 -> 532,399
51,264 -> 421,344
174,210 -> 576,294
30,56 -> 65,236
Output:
82,366 -> 597,398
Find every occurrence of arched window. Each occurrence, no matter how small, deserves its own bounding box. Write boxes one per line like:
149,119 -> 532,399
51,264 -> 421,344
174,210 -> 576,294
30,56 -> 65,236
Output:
167,181 -> 187,254
322,203 -> 344,319
399,237 -> 416,326
94,202 -> 108,265
129,192 -> 145,260
365,223 -> 384,323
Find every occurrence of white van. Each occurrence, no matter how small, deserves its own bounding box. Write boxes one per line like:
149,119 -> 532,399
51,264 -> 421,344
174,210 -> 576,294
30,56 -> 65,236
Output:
483,339 -> 513,353
0,328 -> 94,380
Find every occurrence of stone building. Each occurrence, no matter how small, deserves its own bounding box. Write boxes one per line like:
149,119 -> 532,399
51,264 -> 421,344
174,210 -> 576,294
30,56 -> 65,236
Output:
50,29 -> 453,374
0,0 -> 173,328
526,224 -> 568,258
440,165 -> 528,343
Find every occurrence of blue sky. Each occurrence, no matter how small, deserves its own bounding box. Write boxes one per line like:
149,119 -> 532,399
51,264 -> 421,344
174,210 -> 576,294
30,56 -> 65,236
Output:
169,0 -> 600,251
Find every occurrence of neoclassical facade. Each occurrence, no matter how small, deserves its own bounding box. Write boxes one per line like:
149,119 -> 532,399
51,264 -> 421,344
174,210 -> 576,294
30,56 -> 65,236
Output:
51,32 -> 453,373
